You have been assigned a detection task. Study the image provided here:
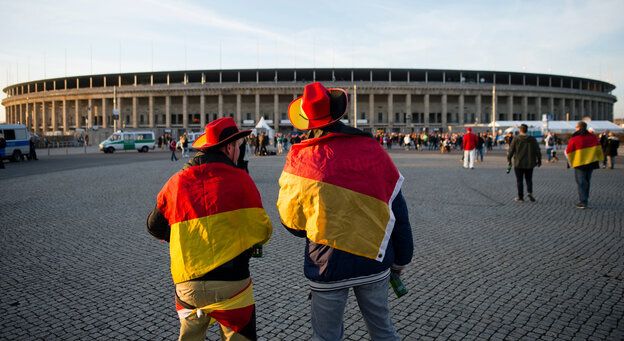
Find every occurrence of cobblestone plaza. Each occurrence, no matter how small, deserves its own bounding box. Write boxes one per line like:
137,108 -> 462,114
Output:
1,149 -> 622,340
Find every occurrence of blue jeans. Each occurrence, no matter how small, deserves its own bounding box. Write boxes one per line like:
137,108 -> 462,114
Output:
574,168 -> 593,206
310,277 -> 399,341
546,147 -> 553,162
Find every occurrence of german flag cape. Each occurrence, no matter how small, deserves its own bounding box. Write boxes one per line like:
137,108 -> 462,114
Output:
158,162 -> 272,284
176,280 -> 255,336
277,133 -> 403,261
565,133 -> 603,168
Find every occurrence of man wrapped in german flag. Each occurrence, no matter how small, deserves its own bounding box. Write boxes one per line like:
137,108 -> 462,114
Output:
277,82 -> 414,340
147,117 -> 272,341
565,121 -> 604,209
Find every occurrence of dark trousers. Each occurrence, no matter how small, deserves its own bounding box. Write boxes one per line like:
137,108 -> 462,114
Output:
514,167 -> 534,198
574,168 -> 593,205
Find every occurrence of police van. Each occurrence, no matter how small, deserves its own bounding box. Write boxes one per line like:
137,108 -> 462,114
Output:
0,124 -> 31,161
99,131 -> 156,153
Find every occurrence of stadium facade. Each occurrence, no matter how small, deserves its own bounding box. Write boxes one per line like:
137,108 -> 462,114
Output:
1,68 -> 617,138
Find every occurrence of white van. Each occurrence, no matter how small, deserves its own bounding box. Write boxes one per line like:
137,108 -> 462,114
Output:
99,131 -> 156,153
0,124 -> 31,161
498,126 -> 545,143
187,131 -> 203,150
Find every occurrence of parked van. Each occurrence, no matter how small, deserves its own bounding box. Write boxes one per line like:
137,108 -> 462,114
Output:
0,124 -> 31,161
187,131 -> 203,150
497,126 -> 544,143
99,131 -> 156,153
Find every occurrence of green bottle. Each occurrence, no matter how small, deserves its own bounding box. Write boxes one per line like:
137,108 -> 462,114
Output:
506,164 -> 512,174
389,271 -> 407,298
251,244 -> 263,258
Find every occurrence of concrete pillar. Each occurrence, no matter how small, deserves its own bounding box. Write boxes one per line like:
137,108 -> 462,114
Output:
132,97 -> 138,128
182,95 -> 188,129
406,94 -> 412,129
88,98 -> 93,129
536,97 -> 542,118
522,96 -> 528,120
101,98 -> 107,129
255,93 -> 260,122
41,101 -> 47,134
388,93 -> 394,129
560,98 -> 565,121
571,98 -> 576,120
149,95 -> 154,128
218,94 -> 223,119
51,101 -> 57,132
75,99 -> 80,129
475,95 -> 482,124
369,94 -> 375,127
32,103 -> 38,134
549,97 -> 554,118
458,94 -> 464,125
441,94 -> 447,127
424,94 -> 430,127
200,94 -> 206,127
274,94 -> 279,131
62,100 -> 67,133
165,96 -> 171,128
507,95 -> 513,120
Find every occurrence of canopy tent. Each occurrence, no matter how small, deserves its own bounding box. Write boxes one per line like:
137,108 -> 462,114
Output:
252,117 -> 275,140
488,120 -> 623,134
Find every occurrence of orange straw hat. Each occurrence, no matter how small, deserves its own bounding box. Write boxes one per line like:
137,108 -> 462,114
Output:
192,117 -> 251,149
288,82 -> 348,130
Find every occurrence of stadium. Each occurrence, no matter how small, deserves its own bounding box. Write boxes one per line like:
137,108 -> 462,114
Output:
1,68 -> 617,142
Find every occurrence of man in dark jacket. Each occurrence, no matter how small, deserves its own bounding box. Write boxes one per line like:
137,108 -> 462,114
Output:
507,124 -> 542,202
277,82 -> 413,341
565,121 -> 603,209
605,132 -> 619,169
147,117 -> 272,340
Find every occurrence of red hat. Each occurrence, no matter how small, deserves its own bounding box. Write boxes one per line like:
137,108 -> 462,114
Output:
288,82 -> 348,130
467,127 -> 472,132
192,117 -> 251,149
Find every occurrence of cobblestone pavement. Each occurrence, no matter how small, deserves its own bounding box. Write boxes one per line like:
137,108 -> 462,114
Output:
1,148 -> 622,340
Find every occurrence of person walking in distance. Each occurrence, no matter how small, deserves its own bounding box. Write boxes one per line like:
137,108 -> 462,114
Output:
565,121 -> 604,209
147,117 -> 273,341
462,127 -> 478,169
507,124 -> 542,202
604,132 -> 619,169
170,138 -> 178,162
277,82 -> 414,340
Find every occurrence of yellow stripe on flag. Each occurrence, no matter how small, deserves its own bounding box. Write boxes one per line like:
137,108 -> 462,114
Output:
170,208 -> 272,284
277,172 -> 391,260
567,145 -> 603,168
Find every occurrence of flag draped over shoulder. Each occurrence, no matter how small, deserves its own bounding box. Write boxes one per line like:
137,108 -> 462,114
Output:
158,163 -> 273,284
277,133 -> 403,262
176,280 -> 255,334
565,133 -> 604,168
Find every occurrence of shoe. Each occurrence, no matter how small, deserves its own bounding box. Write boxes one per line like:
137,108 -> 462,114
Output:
575,203 -> 586,209
527,194 -> 536,202
515,198 -> 524,202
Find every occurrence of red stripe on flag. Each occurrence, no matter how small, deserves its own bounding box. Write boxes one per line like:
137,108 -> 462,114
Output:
209,305 -> 255,333
284,134 -> 399,202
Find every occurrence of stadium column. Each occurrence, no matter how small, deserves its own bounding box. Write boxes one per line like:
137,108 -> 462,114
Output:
51,101 -> 56,133
88,99 -> 93,129
74,99 -> 80,129
369,94 -> 375,130
458,94 -> 464,125
441,94 -> 447,128
62,100 -> 67,133
507,95 -> 513,120
41,101 -> 46,135
218,94 -> 223,119
133,96 -> 138,128
536,97 -> 542,118
182,95 -> 188,129
475,95 -> 481,124
165,96 -> 171,128
273,94 -> 279,131
424,94 -> 430,128
32,103 -> 38,134
406,94 -> 412,129
522,96 -> 528,121
560,98 -> 565,121
388,93 -> 394,130
149,95 -> 154,128
235,94 -> 241,126
200,94 -> 206,127
571,98 -> 576,120
549,97 -> 554,118
255,93 -> 260,123
101,98 -> 107,130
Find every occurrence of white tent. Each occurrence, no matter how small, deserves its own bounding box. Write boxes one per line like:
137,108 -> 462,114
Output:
488,120 -> 623,134
252,117 -> 275,140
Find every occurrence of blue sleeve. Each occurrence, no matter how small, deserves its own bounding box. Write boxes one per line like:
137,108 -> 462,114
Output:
390,190 -> 414,267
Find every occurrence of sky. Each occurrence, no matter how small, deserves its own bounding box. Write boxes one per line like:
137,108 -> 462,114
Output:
1,0 -> 623,122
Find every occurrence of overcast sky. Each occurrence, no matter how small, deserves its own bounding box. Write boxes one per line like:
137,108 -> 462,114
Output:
1,0 -> 623,122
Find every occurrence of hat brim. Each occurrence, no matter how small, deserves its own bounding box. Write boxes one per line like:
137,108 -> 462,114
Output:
191,129 -> 251,150
288,88 -> 348,130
